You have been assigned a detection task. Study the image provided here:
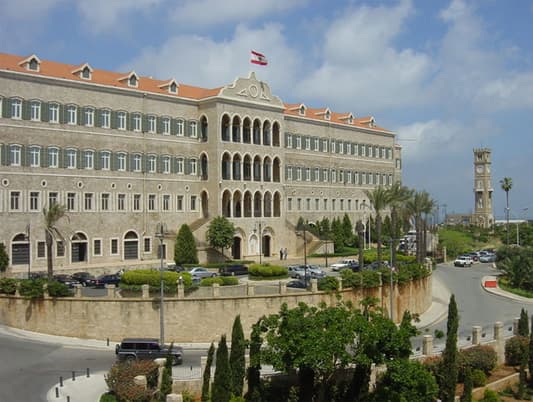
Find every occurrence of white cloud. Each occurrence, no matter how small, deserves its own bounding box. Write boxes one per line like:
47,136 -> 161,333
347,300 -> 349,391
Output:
1,0 -> 63,20
170,0 -> 307,27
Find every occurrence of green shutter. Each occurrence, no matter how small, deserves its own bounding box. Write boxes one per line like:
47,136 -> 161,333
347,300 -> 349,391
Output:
171,119 -> 177,135
40,102 -> 49,122
111,111 -> 117,129
77,107 -> 83,125
2,99 -> 10,118
142,115 -> 148,133
1,144 -> 7,166
22,100 -> 30,120
157,117 -> 163,134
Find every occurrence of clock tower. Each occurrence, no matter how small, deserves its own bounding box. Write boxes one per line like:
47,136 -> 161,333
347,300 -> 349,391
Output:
473,148 -> 494,228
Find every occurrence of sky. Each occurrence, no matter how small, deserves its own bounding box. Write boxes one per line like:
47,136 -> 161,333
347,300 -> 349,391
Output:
2,0 -> 533,220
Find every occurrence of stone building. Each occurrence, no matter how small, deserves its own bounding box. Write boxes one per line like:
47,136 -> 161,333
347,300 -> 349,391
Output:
0,52 -> 401,271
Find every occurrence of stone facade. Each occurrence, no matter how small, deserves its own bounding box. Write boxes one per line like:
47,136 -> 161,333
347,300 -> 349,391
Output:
0,53 -> 401,271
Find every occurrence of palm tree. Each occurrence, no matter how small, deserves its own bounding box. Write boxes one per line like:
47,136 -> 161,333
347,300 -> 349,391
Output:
43,204 -> 68,280
385,182 -> 412,268
500,177 -> 513,245
356,220 -> 365,268
364,186 -> 390,267
405,191 -> 433,263
420,193 -> 436,260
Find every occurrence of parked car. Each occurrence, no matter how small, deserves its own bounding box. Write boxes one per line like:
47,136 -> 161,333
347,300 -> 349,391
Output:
286,280 -> 308,289
71,272 -> 96,287
467,252 -> 480,262
479,253 -> 496,263
287,265 -> 307,279
53,274 -> 81,288
303,264 -> 326,279
454,255 -> 473,267
165,263 -> 185,273
364,261 -> 389,271
115,338 -> 183,365
331,259 -> 358,271
188,267 -> 217,279
219,264 -> 248,276
93,273 -> 121,288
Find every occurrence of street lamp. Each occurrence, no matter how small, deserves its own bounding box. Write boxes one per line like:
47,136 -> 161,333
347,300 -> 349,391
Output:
155,222 -> 167,346
25,224 -> 31,279
254,222 -> 262,264
296,223 -> 308,285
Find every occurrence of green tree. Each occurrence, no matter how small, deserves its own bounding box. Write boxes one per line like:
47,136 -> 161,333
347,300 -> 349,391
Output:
356,220 -> 365,267
370,359 -> 438,402
0,243 -> 9,273
406,191 -> 434,263
174,224 -> 198,265
364,186 -> 391,267
460,365 -> 473,402
518,308 -> 529,336
159,353 -> 173,401
529,317 -> 533,386
43,204 -> 68,280
212,335 -> 232,402
500,177 -> 513,245
229,315 -> 246,397
206,216 -> 236,257
331,217 -> 345,252
342,214 -> 354,247
439,294 -> 459,402
245,322 -> 262,402
201,342 -> 215,402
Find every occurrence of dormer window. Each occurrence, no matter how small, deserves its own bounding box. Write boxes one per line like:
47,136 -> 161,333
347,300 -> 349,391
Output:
29,58 -> 39,71
325,110 -> 331,120
129,75 -> 137,87
72,63 -> 93,80
119,72 -> 139,88
82,66 -> 91,79
158,79 -> 179,95
19,55 -> 41,72
348,116 -> 353,124
299,105 -> 306,116
170,82 -> 177,93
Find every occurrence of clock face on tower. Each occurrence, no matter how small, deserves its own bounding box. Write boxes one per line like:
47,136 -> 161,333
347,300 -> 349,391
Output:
476,165 -> 484,174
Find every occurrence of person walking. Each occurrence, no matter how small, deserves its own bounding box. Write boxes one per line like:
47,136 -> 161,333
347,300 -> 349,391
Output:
283,248 -> 288,260
279,248 -> 283,260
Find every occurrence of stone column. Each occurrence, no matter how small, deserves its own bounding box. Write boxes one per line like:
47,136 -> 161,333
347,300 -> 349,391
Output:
141,284 -> 150,299
106,284 -> 116,298
247,283 -> 255,296
279,281 -> 286,295
513,317 -> 520,335
443,246 -> 447,263
212,283 -> 220,297
176,281 -> 184,299
472,326 -> 482,345
134,375 -> 147,389
494,321 -> 505,365
422,335 -> 433,357
310,278 -> 318,292
74,284 -> 83,298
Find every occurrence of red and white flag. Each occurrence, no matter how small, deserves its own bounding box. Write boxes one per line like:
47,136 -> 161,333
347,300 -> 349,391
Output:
250,50 -> 268,66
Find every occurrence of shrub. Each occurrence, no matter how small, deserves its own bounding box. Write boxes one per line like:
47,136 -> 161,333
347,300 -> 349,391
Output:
317,276 -> 339,291
47,280 -> 73,297
99,393 -> 117,402
18,279 -> 45,298
248,264 -> 287,278
480,389 -> 501,402
0,243 -> 9,272
105,360 -> 159,402
459,345 -> 497,376
200,276 -> 239,286
0,278 -> 18,294
361,270 -> 381,288
121,269 -> 193,290
505,336 -> 529,365
340,270 -> 363,288
470,369 -> 487,387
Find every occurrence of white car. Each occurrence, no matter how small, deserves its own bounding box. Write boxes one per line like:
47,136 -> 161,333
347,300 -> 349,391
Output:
454,256 -> 473,267
331,259 -> 358,271
188,267 -> 217,279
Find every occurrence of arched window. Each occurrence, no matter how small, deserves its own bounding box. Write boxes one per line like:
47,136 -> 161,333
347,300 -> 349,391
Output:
233,190 -> 242,218
253,156 -> 261,181
253,192 -> 262,217
221,114 -> 230,141
263,156 -> 271,182
262,120 -> 271,146
243,155 -> 252,181
272,122 -> 280,147
222,190 -> 232,217
243,191 -> 252,217
264,192 -> 272,217
232,116 -> 241,142
273,192 -> 281,217
273,157 -> 281,182
232,154 -> 241,180
243,118 -> 252,143
200,153 -> 208,180
221,152 -> 231,180
200,116 -> 208,141
253,119 -> 261,145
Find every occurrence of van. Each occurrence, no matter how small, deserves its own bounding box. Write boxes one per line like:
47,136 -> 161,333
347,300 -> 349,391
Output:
218,264 -> 249,276
115,338 -> 183,365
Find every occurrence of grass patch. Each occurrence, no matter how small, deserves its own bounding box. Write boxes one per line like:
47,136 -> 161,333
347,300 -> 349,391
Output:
499,278 -> 533,299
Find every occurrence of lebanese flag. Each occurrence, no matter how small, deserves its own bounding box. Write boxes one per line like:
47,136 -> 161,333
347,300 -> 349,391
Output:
250,50 -> 268,66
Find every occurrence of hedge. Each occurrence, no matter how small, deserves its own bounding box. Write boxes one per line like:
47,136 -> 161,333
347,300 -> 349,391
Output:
0,278 -> 17,294
248,264 -> 288,278
317,276 -> 339,291
200,277 -> 239,286
120,269 -> 193,290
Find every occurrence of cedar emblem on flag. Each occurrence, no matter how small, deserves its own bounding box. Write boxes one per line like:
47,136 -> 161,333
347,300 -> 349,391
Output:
250,50 -> 268,66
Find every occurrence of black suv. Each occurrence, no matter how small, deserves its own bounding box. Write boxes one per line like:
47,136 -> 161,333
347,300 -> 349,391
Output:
115,338 -> 183,365
218,264 -> 248,276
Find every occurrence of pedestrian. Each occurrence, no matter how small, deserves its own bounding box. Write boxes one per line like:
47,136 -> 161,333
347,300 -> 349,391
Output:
283,248 -> 288,260
280,248 -> 283,260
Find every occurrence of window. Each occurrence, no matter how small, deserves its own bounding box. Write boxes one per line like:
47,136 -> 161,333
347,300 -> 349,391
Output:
148,194 -> 156,211
143,238 -> 151,253
84,107 -> 94,126
133,194 -> 141,211
331,170 -> 337,183
176,119 -> 184,136
117,111 -> 126,130
347,171 -> 352,184
313,138 -> 319,151
48,192 -> 58,206
190,159 -> 197,175
162,117 -> 170,135
190,121 -> 197,138
117,153 -> 126,171
286,166 -> 293,181
339,142 -> 344,154
305,168 -> 311,181
101,151 -> 110,170
11,99 -> 22,119
148,155 -> 156,173
101,110 -> 111,128
30,101 -> 41,121
133,113 -> 141,132
162,156 -> 170,174
304,137 -> 310,150
37,241 -> 46,258
57,241 -> 65,257
287,198 -> 292,211
117,194 -> 125,211
49,103 -> 59,123
67,105 -> 77,124
315,198 -> 320,210
84,193 -> 93,210
331,141 -> 336,153
133,154 -> 142,172
323,168 -> 328,182
322,139 -> 328,152
10,145 -> 21,166
81,66 -> 91,79
84,150 -> 94,169
148,116 -> 156,133
306,198 -> 310,211
93,239 -> 102,256
346,143 -> 351,154
48,147 -> 59,168
348,199 -> 352,210
10,191 -> 20,210
296,167 -> 302,181
314,167 -> 320,182
162,194 -> 170,211
190,195 -> 197,211
340,199 -> 344,211
297,198 -> 302,210
101,193 -> 110,211
332,199 -> 336,211
29,146 -> 40,167
323,199 -> 328,210
176,195 -> 184,211
66,149 -> 77,168
67,192 -> 76,211
339,170 -> 344,183
295,136 -> 301,149
176,158 -> 184,174
286,134 -> 292,148
29,192 -> 39,211
110,239 -> 119,255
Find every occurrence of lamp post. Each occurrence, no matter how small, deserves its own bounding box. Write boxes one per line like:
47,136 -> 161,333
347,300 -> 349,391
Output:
25,224 -> 31,279
388,238 -> 401,322
155,222 -> 166,345
255,222 -> 262,265
296,223 -> 308,285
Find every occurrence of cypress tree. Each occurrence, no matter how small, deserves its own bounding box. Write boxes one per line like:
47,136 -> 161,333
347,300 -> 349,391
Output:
460,366 -> 473,402
518,308 -> 529,336
342,214 -> 353,246
229,315 -> 246,397
439,294 -> 459,402
174,224 -> 198,265
529,316 -> 533,385
160,347 -> 174,401
0,243 -> 9,272
201,342 -> 215,402
212,335 -> 232,402
246,323 -> 262,402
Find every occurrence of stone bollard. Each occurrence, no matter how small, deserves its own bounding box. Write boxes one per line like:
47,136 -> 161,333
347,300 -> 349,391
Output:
166,394 -> 183,402
279,281 -> 286,295
443,246 -> 447,263
43,283 -> 49,298
422,335 -> 433,357
74,284 -> 83,298
176,281 -> 184,299
494,321 -> 505,365
472,326 -> 482,345
154,358 -> 166,390
513,317 -> 520,335
212,283 -> 220,297
15,282 -> 20,297
134,375 -> 147,390
105,284 -> 116,298
337,277 -> 343,291
141,284 -> 150,299
310,278 -> 318,292
247,283 -> 255,296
